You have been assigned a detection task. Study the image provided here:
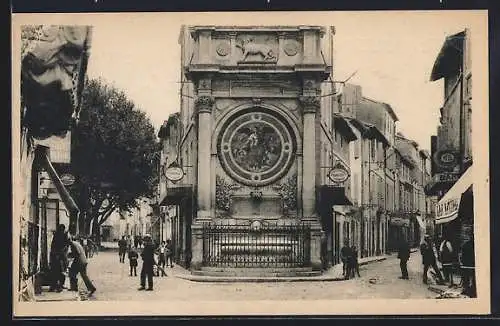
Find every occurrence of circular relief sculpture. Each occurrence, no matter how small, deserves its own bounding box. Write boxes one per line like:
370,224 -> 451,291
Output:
216,42 -> 230,57
218,109 -> 296,187
283,41 -> 299,56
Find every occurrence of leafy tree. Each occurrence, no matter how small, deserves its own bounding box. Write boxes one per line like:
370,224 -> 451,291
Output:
71,78 -> 160,239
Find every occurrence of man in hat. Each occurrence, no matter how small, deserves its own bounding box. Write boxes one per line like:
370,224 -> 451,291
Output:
397,236 -> 411,280
68,235 -> 97,296
420,234 -> 445,285
138,234 -> 156,291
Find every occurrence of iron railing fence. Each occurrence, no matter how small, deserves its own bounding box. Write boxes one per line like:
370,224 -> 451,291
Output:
201,222 -> 311,268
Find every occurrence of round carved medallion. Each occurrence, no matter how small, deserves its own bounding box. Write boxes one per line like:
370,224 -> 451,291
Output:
218,109 -> 296,187
216,43 -> 230,57
283,41 -> 299,56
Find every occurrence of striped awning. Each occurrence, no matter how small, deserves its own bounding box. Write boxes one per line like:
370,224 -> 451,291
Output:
435,166 -> 473,225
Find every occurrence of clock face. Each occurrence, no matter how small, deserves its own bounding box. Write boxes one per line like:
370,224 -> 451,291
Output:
218,109 -> 296,186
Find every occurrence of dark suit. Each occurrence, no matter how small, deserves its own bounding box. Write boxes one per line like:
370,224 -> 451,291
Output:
49,231 -> 69,291
397,240 -> 411,279
420,241 -> 444,284
140,243 -> 155,289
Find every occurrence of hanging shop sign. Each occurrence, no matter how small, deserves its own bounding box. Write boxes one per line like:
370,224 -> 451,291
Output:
434,172 -> 460,183
328,162 -> 350,184
433,150 -> 459,170
60,173 -> 76,186
163,162 -> 184,183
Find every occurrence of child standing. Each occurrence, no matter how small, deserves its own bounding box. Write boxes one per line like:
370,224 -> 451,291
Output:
128,247 -> 139,277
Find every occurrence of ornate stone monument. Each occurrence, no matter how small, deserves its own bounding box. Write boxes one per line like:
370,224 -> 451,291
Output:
185,26 -> 330,273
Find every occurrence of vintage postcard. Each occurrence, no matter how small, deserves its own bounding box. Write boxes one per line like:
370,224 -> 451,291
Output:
11,10 -> 490,316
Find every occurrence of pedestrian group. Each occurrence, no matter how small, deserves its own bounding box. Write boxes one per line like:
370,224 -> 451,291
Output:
118,234 -> 175,292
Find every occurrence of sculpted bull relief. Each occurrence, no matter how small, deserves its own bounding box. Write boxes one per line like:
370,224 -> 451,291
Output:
235,34 -> 278,63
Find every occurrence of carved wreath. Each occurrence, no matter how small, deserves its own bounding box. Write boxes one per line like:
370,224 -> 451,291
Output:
273,176 -> 297,214
215,175 -> 240,212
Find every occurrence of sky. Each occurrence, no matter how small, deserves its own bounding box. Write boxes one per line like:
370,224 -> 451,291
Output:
84,11 -> 484,152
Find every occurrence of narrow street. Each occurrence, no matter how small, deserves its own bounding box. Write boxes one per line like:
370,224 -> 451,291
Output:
83,250 -> 439,301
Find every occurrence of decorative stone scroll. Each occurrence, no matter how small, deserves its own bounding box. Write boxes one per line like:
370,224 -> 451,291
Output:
299,95 -> 320,114
215,175 -> 241,212
195,96 -> 215,114
273,176 -> 298,214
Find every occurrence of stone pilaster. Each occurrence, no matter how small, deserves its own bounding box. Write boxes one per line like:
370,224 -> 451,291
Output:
309,222 -> 324,271
190,223 -> 204,270
195,95 -> 215,221
299,95 -> 320,220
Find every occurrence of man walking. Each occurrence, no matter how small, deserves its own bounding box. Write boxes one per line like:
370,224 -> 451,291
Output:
118,236 -> 128,263
420,235 -> 444,285
340,241 -> 352,279
138,234 -> 155,291
439,234 -> 456,287
165,239 -> 174,268
157,241 -> 168,276
68,236 -> 97,296
397,237 -> 411,280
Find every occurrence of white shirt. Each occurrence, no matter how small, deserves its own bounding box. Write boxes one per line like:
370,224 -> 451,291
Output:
439,240 -> 453,253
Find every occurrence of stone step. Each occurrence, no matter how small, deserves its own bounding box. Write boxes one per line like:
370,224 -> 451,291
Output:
205,254 -> 307,264
200,266 -> 313,272
193,268 -> 320,277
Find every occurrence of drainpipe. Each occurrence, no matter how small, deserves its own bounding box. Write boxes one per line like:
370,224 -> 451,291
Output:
459,67 -> 464,174
360,138 -> 365,258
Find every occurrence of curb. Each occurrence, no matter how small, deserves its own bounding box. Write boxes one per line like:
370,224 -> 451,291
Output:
177,256 -> 388,283
359,257 -> 387,266
176,274 -> 346,283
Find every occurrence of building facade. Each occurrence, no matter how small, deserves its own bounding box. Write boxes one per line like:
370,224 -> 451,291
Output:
18,25 -> 92,300
427,29 -> 474,250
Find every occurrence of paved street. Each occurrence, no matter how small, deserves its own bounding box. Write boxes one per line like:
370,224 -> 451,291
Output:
81,250 -> 439,301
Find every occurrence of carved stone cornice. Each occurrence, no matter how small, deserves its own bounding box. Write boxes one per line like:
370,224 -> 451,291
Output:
195,96 -> 215,114
299,95 -> 320,114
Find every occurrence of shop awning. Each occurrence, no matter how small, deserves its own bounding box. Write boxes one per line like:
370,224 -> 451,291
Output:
318,185 -> 353,207
39,148 -> 79,217
435,165 -> 473,225
159,186 -> 193,206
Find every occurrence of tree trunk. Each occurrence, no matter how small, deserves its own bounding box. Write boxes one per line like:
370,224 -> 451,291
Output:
84,214 -> 93,236
90,214 -> 103,247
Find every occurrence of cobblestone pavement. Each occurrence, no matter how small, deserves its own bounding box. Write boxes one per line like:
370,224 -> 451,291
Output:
84,250 -> 439,301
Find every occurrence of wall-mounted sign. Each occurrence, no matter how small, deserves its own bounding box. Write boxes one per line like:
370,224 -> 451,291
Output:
60,173 -> 75,186
433,150 -> 459,169
164,164 -> 184,183
436,197 -> 460,221
328,163 -> 350,184
434,172 -> 460,183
